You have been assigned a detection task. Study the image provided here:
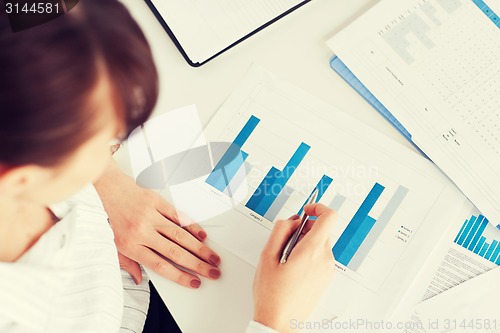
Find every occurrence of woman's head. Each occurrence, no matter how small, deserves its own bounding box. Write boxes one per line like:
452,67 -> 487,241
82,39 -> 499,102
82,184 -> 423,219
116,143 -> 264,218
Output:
0,0 -> 158,203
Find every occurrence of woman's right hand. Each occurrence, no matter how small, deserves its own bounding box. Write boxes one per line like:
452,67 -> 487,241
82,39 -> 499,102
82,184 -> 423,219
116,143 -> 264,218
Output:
252,203 -> 337,332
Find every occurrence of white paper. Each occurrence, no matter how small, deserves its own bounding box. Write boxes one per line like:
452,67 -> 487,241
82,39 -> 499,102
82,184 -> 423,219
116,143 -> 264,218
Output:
149,0 -> 307,63
415,267 -> 500,332
392,207 -> 500,333
327,0 -> 500,225
158,65 -> 472,325
127,104 -> 205,180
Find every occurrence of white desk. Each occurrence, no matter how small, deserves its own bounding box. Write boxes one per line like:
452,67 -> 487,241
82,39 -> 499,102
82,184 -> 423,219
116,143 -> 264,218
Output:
117,1 -> 413,332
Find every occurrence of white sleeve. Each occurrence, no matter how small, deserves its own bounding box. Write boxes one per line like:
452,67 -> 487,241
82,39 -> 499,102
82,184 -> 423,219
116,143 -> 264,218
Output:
119,267 -> 151,333
245,320 -> 280,333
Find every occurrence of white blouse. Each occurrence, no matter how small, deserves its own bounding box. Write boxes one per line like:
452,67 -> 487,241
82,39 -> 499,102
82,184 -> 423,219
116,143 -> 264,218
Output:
0,185 -> 278,333
0,185 -> 149,333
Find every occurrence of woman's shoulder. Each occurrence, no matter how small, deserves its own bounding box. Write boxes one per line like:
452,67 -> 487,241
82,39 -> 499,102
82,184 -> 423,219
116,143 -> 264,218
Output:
50,184 -> 105,219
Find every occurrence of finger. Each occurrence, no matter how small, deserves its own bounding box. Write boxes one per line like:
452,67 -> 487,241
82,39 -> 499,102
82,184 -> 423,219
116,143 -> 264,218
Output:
156,198 -> 196,227
184,223 -> 208,242
302,203 -> 337,244
154,198 -> 207,241
300,218 -> 315,235
157,224 -> 221,266
326,235 -> 336,254
176,210 -> 197,227
155,196 -> 179,222
135,247 -> 202,289
118,252 -> 143,285
262,218 -> 302,260
151,233 -> 221,280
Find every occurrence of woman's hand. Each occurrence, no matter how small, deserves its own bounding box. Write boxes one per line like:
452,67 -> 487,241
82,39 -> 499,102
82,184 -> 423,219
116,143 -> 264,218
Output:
94,160 -> 221,289
253,204 -> 337,332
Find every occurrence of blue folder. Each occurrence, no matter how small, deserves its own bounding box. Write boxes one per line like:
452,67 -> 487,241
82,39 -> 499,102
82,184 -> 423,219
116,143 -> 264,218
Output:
329,56 -> 428,158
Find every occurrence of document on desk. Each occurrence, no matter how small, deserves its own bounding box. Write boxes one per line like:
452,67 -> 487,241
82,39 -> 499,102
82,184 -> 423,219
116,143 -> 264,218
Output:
326,0 -> 500,224
147,0 -> 310,66
388,206 -> 500,332
156,65 -> 473,324
414,267 -> 500,332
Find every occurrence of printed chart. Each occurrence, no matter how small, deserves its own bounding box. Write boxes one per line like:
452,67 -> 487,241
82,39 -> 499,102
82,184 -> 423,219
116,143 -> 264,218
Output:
454,214 -> 500,264
189,68 -> 466,292
328,0 -> 500,223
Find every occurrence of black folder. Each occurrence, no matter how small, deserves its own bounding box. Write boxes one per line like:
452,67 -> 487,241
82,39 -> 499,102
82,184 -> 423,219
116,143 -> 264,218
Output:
145,0 -> 312,67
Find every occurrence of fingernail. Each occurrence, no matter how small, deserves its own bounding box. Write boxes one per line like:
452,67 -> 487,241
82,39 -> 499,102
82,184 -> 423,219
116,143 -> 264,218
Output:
190,279 -> 201,288
209,254 -> 220,266
198,231 -> 207,240
209,268 -> 221,279
289,214 -> 300,220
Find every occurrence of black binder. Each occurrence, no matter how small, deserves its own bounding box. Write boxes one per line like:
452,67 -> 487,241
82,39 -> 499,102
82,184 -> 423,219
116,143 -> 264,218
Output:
145,0 -> 312,67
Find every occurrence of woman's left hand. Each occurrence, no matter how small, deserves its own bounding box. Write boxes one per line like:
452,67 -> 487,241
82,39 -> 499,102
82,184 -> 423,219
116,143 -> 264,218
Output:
94,160 -> 221,288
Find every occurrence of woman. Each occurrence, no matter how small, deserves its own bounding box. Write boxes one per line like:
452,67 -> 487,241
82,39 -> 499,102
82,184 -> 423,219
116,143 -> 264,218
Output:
0,1 -> 336,332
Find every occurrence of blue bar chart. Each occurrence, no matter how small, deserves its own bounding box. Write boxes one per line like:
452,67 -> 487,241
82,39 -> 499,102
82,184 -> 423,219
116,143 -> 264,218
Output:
206,114 -> 335,222
333,183 -> 386,267
246,142 -> 310,217
191,70 -> 467,293
329,193 -> 347,212
454,214 -> 500,264
349,186 -> 409,270
297,175 -> 334,216
206,116 -> 259,192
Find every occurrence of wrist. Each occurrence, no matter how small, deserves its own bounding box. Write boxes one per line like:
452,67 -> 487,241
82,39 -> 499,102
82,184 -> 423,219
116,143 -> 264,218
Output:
254,311 -> 286,333
248,320 -> 281,333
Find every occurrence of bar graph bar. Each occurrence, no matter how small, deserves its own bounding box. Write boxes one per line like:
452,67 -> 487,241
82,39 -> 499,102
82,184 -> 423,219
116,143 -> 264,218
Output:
329,194 -> 346,212
297,175 -> 334,216
436,0 -> 461,13
474,236 -> 486,254
463,215 -> 486,249
479,241 -> 489,257
467,216 -> 488,251
264,185 -> 294,222
494,244 -> 500,264
455,215 -> 477,244
246,143 -> 310,217
206,115 -> 259,192
349,185 -> 409,271
333,183 -> 385,267
485,240 -> 498,260
223,162 -> 253,197
454,214 -> 500,265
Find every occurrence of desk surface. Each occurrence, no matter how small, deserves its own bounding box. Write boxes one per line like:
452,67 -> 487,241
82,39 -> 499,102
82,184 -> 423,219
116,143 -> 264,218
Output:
117,1 -> 411,332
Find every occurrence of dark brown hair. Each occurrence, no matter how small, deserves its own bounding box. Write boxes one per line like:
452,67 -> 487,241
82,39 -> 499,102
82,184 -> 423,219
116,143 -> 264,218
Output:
0,0 -> 158,166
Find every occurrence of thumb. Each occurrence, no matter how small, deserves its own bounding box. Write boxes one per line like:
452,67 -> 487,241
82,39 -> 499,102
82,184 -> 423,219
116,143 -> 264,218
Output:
263,215 -> 301,260
118,252 -> 143,285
